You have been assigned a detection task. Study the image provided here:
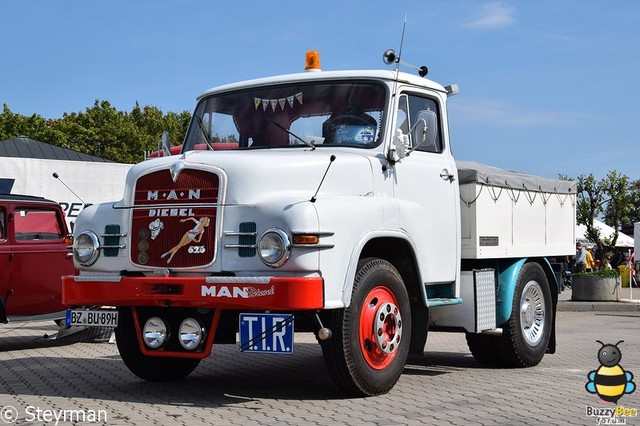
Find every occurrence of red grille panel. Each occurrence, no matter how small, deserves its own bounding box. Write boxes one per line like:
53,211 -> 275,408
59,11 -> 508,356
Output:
131,169 -> 219,268
135,169 -> 218,206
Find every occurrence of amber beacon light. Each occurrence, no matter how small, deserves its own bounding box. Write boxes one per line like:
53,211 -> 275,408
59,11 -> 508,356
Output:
305,50 -> 321,71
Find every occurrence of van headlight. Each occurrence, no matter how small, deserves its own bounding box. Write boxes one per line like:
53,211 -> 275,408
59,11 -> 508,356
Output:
258,228 -> 291,267
74,231 -> 100,266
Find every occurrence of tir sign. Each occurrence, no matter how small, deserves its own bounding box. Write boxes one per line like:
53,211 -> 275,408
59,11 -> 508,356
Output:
239,313 -> 294,354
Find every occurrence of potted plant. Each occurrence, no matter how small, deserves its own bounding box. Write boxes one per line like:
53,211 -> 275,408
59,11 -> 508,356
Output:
571,269 -> 621,301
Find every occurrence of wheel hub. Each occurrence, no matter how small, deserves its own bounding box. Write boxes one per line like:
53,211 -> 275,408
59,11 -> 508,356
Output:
358,285 -> 405,369
521,300 -> 534,328
520,281 -> 545,345
373,302 -> 402,354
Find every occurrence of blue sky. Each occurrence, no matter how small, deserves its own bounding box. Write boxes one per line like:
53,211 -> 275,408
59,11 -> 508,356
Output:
1,1 -> 638,180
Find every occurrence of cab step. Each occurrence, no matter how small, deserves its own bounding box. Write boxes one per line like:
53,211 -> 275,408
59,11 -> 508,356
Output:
427,297 -> 463,308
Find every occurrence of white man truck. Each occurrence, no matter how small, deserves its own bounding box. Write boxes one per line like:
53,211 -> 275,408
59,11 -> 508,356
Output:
62,51 -> 575,397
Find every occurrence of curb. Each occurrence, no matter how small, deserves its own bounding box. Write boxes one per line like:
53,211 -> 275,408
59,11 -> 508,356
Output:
557,299 -> 640,312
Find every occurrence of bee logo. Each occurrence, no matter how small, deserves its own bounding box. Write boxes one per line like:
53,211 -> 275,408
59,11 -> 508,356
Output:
586,340 -> 636,403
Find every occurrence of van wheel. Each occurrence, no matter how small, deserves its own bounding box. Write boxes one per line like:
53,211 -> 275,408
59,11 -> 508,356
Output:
116,308 -> 200,381
321,258 -> 411,396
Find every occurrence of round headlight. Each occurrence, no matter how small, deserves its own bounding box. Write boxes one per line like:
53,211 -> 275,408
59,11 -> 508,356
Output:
74,231 -> 100,266
178,318 -> 205,350
143,317 -> 168,349
258,228 -> 291,268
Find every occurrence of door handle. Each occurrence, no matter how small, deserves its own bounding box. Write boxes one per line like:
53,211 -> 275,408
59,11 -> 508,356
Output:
440,169 -> 455,182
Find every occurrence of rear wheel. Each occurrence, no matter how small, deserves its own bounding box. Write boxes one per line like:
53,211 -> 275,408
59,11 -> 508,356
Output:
502,262 -> 552,366
465,333 -> 506,366
321,258 -> 411,396
466,262 -> 552,367
116,307 -> 200,381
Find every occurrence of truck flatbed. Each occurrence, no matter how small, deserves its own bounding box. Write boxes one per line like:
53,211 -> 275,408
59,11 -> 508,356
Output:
457,160 -> 576,259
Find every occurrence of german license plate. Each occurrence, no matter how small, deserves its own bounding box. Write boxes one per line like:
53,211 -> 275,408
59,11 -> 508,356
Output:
65,309 -> 118,327
239,313 -> 294,354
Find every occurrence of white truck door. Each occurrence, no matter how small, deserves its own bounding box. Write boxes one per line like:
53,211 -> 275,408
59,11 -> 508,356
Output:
391,93 -> 458,284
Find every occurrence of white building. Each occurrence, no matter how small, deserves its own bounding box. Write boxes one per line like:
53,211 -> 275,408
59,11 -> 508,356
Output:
0,137 -> 132,227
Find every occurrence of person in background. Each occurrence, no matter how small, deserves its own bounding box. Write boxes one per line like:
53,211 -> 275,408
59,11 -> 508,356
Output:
610,250 -> 621,269
575,243 -> 587,273
586,246 -> 596,272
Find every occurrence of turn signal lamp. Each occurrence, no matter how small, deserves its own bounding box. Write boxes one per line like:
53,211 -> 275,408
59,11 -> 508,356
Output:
305,50 -> 321,72
293,234 -> 320,245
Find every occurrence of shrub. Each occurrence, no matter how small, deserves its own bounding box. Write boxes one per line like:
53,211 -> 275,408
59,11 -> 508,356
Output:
573,269 -> 620,278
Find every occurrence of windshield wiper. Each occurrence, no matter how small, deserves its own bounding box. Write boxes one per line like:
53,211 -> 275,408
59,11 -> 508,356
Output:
196,116 -> 215,150
267,119 -> 315,150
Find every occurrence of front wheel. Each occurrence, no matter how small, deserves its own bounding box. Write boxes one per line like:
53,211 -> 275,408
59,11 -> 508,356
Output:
321,258 -> 411,396
115,308 -> 201,381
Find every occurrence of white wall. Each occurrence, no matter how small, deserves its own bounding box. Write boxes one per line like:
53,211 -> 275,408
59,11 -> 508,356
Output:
1,157 -> 133,226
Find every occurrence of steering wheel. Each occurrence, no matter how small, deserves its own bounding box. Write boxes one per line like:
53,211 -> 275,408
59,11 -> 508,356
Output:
325,114 -> 375,127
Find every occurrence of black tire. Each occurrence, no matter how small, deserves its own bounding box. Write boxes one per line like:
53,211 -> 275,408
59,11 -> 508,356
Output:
465,332 -> 507,366
320,258 -> 411,396
502,262 -> 552,367
467,262 -> 552,367
115,307 -> 200,381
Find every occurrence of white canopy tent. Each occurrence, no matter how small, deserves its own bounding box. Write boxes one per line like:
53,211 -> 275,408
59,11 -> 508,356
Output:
577,220 -> 636,297
576,219 -> 635,248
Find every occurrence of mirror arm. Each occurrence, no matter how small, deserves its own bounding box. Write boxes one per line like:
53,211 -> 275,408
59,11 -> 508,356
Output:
161,131 -> 171,157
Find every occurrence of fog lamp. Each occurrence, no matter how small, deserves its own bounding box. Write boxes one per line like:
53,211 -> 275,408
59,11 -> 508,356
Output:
143,317 -> 168,349
178,318 -> 205,350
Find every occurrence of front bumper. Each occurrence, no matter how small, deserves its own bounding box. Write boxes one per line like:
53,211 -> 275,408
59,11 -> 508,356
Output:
62,275 -> 325,310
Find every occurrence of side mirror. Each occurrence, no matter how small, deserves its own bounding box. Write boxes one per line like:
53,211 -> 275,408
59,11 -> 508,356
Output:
410,118 -> 427,146
161,131 -> 171,157
411,110 -> 437,150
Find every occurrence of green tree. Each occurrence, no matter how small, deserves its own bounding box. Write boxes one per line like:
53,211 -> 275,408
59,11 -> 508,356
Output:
575,171 -> 632,260
0,104 -> 67,145
628,179 -> 640,224
602,171 -> 631,235
0,101 -> 191,164
576,174 -> 605,250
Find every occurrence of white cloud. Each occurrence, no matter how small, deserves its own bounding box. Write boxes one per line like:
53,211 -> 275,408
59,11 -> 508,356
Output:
464,2 -> 515,29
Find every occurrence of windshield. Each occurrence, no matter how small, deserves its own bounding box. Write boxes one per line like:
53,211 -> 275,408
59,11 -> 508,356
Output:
183,81 -> 387,152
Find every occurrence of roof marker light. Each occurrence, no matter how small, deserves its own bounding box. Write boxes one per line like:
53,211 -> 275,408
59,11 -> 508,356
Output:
445,84 -> 460,97
305,50 -> 321,72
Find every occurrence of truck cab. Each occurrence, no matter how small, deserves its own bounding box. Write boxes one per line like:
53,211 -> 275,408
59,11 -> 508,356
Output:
62,52 -> 575,396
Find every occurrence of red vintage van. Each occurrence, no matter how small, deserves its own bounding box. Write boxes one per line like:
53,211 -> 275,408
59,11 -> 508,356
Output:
0,194 -> 74,322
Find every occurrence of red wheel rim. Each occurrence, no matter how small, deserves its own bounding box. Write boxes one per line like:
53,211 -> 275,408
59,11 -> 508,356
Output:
358,286 -> 403,369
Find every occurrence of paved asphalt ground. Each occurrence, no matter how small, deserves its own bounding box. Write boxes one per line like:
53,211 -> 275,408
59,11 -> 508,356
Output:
0,287 -> 639,426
